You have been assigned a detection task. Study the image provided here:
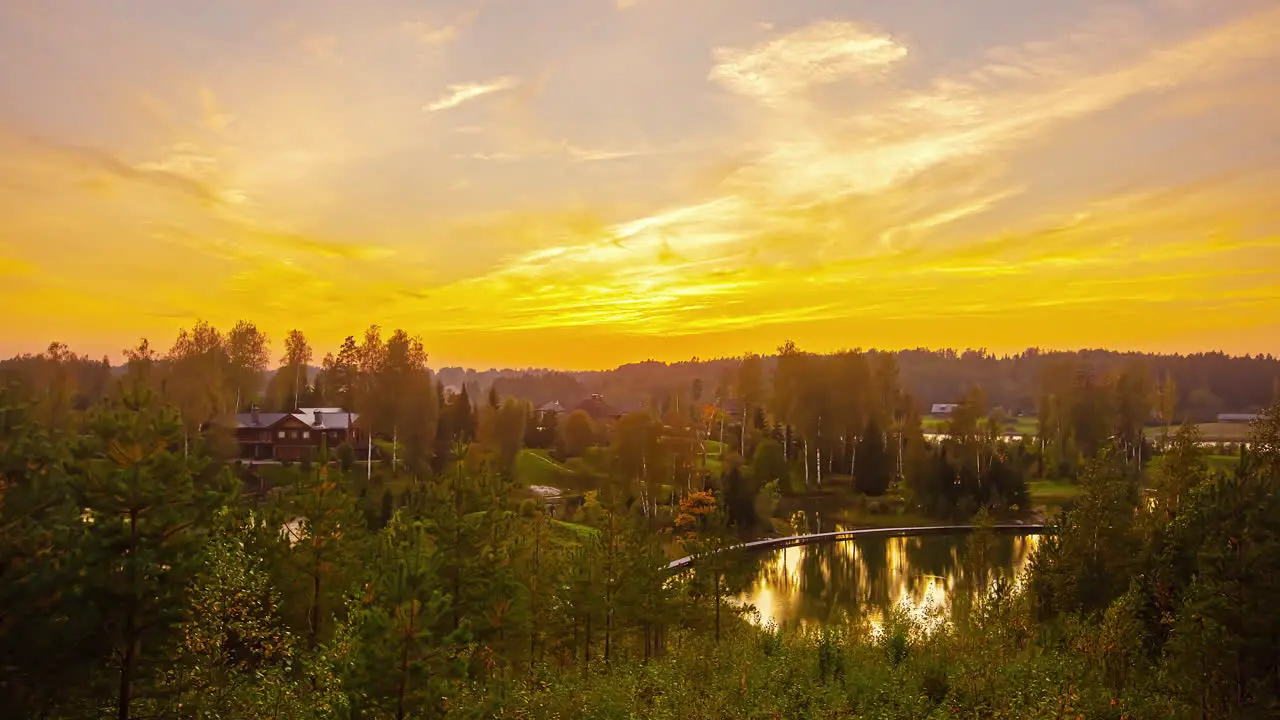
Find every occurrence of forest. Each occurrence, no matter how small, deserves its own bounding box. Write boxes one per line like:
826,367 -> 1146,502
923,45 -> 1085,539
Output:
1,321 -> 1279,718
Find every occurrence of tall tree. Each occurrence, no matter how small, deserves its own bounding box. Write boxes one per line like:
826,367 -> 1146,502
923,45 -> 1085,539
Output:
279,329 -> 313,412
559,409 -> 596,459
277,462 -> 366,649
735,352 -> 764,458
320,335 -> 360,408
165,320 -> 229,453
78,386 -> 236,720
854,416 -> 893,496
0,385 -> 97,718
344,516 -> 466,720
225,320 -> 270,412
1157,371 -> 1178,446
382,329 -> 431,473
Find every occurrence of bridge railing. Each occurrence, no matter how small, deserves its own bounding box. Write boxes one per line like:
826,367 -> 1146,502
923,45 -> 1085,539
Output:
667,523 -> 1048,571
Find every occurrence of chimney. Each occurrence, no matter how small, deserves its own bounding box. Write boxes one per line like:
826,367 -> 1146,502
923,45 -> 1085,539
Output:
250,404 -> 260,426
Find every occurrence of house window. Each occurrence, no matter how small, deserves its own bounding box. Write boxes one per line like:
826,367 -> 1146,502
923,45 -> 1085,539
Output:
330,431 -> 339,440
278,430 -> 286,439
302,431 -> 310,439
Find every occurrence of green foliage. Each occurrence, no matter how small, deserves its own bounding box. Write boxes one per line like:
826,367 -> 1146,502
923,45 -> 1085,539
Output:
78,387 -> 238,719
6,330 -> 1280,720
1029,450 -> 1142,619
750,438 -> 788,488
336,441 -> 356,472
854,417 -> 892,496
342,516 -> 469,719
558,409 -> 596,459
0,385 -> 97,717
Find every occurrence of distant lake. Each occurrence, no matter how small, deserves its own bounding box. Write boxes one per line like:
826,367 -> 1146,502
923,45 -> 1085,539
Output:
729,532 -> 1041,631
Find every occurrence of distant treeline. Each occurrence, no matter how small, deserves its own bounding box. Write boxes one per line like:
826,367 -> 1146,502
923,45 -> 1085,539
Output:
492,348 -> 1280,422
3,340 -> 1277,423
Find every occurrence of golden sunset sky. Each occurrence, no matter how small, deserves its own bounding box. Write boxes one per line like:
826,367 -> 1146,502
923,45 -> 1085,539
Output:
2,0 -> 1278,369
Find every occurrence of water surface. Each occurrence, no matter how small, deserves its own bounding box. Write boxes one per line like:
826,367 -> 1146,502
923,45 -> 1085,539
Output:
731,532 -> 1040,630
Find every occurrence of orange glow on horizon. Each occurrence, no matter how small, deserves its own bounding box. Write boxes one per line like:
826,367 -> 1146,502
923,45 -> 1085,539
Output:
1,1 -> 1278,368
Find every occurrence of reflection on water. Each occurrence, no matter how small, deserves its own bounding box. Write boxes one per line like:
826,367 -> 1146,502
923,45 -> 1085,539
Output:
734,532 -> 1040,632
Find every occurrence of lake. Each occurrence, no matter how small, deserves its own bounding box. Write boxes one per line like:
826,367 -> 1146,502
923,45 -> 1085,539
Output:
729,531 -> 1041,631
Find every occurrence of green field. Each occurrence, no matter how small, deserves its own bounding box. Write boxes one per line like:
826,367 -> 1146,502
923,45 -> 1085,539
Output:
922,416 -> 1039,435
514,449 -> 575,487
1145,423 -> 1252,442
1028,479 -> 1083,504
1206,454 -> 1241,474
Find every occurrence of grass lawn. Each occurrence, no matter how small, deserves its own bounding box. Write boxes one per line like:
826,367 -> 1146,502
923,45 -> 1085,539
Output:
514,449 -> 575,487
1144,423 -> 1252,443
1028,479 -> 1082,505
1206,454 -> 1241,474
922,416 -> 1038,435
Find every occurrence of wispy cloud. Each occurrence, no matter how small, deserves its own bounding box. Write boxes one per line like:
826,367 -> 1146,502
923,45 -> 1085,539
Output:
709,21 -> 908,106
425,76 -> 518,112
432,4 -> 1280,345
8,131 -> 226,206
400,20 -> 459,48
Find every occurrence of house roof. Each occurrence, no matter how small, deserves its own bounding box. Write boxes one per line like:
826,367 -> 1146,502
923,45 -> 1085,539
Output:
226,409 -> 359,430
616,402 -> 648,416
230,412 -> 290,429
573,394 -> 620,420
537,401 -> 565,414
298,410 -> 359,429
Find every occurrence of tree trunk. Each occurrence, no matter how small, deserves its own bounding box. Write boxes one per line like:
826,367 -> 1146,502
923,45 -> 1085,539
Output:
396,610 -> 414,720
118,507 -> 140,720
741,405 -> 748,457
583,614 -> 592,678
804,439 -> 810,489
117,629 -> 134,720
714,571 -> 722,644
309,559 -> 322,648
529,515 -> 541,675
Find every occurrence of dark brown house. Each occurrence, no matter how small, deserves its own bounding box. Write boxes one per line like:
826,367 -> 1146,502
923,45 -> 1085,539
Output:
223,407 -> 363,462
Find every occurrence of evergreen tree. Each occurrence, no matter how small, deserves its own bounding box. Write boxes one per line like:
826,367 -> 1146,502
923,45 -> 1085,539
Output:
0,385 -> 98,717
77,386 -> 236,720
453,385 -> 477,444
276,461 -> 366,649
854,417 -> 892,496
344,516 -> 468,720
154,516 -> 320,718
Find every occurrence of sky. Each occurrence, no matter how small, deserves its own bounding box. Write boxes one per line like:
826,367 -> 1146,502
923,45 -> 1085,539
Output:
1,0 -> 1278,370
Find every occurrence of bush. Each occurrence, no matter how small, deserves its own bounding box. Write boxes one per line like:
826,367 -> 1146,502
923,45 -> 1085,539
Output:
336,442 -> 355,472
920,661 -> 950,705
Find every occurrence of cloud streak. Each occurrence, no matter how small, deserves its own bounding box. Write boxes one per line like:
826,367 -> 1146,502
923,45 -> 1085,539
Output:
426,76 -> 518,112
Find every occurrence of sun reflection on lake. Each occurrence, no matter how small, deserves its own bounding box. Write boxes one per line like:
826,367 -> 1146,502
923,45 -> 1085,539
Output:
737,533 -> 1040,631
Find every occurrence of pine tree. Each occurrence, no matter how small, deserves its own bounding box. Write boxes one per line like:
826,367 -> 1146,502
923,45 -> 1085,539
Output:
854,417 -> 892,496
77,386 -> 236,720
0,385 -> 98,717
344,515 -> 467,720
276,460 -> 366,649
156,515 -> 315,718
